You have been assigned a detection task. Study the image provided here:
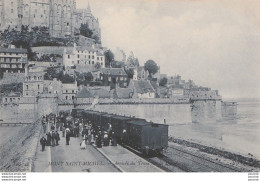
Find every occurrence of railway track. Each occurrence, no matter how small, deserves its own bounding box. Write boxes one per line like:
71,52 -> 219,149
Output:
164,145 -> 243,172
121,144 -> 184,172
122,144 -> 244,172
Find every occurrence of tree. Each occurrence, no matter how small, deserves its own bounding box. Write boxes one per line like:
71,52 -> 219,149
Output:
94,62 -> 101,70
104,49 -> 114,67
85,72 -> 93,82
159,77 -> 168,86
126,51 -> 139,68
92,35 -> 100,44
44,67 -> 64,80
144,59 -> 159,76
124,68 -> 134,79
111,61 -> 125,68
120,49 -> 126,62
79,23 -> 93,38
60,74 -> 75,83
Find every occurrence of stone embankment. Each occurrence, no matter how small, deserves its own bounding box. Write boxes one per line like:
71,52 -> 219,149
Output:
0,119 -> 42,172
76,98 -> 190,105
168,137 -> 260,169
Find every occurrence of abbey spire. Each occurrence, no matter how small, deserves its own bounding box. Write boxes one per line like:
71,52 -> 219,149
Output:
87,2 -> 92,14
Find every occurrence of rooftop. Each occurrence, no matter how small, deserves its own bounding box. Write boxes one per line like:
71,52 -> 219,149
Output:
0,47 -> 27,53
5,92 -> 21,97
88,87 -> 111,98
101,68 -> 127,76
31,46 -> 66,55
130,80 -> 155,94
76,87 -> 93,98
113,87 -> 133,99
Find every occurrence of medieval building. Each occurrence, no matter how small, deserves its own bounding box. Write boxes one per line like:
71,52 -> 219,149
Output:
0,0 -> 101,39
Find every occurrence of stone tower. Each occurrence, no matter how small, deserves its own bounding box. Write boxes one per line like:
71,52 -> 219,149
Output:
49,0 -> 76,37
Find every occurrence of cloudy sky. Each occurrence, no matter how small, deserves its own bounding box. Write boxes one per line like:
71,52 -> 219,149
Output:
77,0 -> 260,99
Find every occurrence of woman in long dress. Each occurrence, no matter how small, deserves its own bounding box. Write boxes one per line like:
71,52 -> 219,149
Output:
80,135 -> 87,149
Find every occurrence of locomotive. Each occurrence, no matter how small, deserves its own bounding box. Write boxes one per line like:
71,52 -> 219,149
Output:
71,109 -> 168,155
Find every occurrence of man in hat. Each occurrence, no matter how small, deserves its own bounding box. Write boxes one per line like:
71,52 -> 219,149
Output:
40,136 -> 47,151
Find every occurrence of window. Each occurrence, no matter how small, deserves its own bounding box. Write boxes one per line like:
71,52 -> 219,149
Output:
11,9 -> 13,13
88,55 -> 90,59
92,61 -> 94,64
66,96 -> 68,100
66,90 -> 68,93
72,96 -> 74,100
38,84 -> 40,89
97,57 -> 99,60
77,60 -> 79,64
92,56 -> 94,59
72,90 -> 74,93
68,55 -> 70,59
26,85 -> 28,90
67,22 -> 69,26
78,55 -> 79,58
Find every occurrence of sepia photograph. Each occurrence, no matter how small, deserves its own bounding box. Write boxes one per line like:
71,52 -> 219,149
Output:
0,0 -> 259,179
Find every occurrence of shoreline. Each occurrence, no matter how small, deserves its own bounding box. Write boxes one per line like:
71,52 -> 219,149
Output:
168,136 -> 260,170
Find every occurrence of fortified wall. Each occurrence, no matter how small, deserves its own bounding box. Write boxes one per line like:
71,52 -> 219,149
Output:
37,94 -> 59,117
221,101 -> 237,119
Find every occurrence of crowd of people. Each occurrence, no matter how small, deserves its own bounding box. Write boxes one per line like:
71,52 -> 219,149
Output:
39,112 -> 119,152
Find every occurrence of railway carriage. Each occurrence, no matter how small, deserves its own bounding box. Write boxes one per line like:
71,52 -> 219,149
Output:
126,121 -> 168,155
69,109 -> 169,156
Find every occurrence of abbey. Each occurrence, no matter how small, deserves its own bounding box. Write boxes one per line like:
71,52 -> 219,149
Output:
0,0 -> 101,38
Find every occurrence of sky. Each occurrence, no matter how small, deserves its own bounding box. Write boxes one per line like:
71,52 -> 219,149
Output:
77,0 -> 260,99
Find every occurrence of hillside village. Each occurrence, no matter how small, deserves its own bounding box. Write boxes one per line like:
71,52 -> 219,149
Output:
0,2 -> 222,106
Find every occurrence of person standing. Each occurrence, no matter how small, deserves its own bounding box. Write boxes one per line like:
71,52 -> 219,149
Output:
111,132 -> 117,146
40,136 -> 47,151
55,131 -> 60,146
122,129 -> 127,145
80,135 -> 87,149
42,122 -> 47,134
103,132 -> 109,146
96,131 -> 102,148
62,125 -> 65,137
82,126 -> 88,138
46,132 -> 51,146
51,131 -> 56,147
88,131 -> 92,145
66,128 -> 70,145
